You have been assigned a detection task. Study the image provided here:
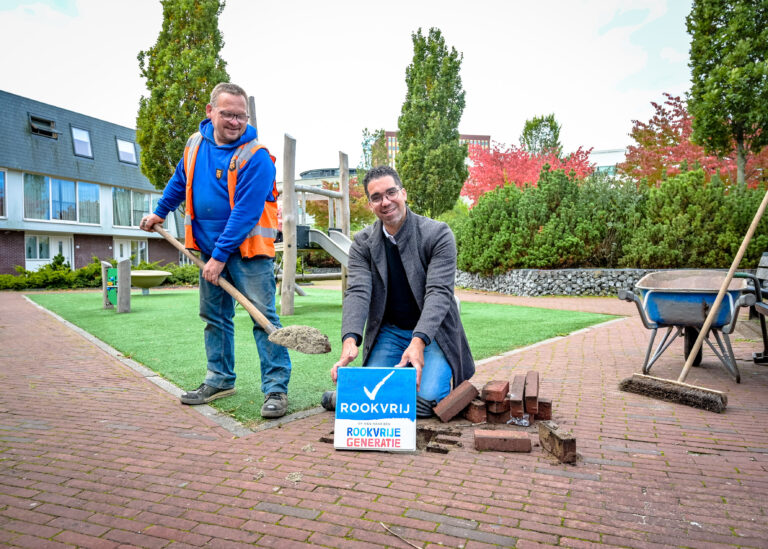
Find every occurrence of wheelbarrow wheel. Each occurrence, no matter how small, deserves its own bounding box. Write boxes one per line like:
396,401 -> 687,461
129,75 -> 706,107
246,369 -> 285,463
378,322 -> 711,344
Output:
684,327 -> 703,367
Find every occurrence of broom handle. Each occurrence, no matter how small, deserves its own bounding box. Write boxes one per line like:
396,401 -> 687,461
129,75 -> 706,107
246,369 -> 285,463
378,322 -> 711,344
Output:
151,225 -> 277,336
678,188 -> 768,383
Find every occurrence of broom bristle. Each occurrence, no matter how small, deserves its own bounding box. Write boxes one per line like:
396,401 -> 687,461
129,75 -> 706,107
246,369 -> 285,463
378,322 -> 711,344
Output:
619,374 -> 727,413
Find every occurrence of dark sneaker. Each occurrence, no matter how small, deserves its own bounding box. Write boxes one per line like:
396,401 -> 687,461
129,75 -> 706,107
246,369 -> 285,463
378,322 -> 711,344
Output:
321,390 -> 336,411
180,383 -> 235,405
261,393 -> 288,418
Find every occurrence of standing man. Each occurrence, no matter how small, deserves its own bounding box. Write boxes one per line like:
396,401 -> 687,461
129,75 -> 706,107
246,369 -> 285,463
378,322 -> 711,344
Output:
329,165 -> 474,415
140,82 -> 291,419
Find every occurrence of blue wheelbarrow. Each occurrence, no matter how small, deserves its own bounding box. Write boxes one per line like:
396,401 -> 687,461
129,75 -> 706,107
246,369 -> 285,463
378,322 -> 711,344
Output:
619,270 -> 755,383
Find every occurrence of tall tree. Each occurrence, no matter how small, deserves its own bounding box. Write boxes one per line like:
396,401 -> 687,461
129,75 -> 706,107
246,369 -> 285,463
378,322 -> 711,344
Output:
686,0 -> 768,185
136,0 -> 230,190
396,27 -> 467,218
520,113 -> 562,157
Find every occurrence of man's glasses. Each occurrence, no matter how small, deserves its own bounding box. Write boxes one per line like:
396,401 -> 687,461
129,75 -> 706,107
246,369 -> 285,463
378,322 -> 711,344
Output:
217,110 -> 249,123
369,187 -> 401,204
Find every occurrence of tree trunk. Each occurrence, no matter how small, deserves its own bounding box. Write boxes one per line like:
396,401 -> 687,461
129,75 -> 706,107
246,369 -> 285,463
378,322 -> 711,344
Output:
737,139 -> 746,186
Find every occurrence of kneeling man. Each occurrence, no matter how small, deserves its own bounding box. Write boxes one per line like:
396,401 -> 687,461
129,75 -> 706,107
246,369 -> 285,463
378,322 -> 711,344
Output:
329,166 -> 474,415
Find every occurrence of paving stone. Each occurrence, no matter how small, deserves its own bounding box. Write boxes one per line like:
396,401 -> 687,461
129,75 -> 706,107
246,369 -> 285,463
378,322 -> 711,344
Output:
509,374 -> 526,417
481,380 -> 509,402
433,380 -> 479,422
534,397 -> 552,420
462,399 -> 486,424
524,370 -> 539,415
538,420 -> 577,463
474,430 -> 531,452
486,409 -> 511,424
487,396 -> 510,413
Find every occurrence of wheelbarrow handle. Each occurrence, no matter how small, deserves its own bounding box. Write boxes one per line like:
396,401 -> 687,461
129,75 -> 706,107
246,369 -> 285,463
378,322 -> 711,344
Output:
618,289 -> 657,330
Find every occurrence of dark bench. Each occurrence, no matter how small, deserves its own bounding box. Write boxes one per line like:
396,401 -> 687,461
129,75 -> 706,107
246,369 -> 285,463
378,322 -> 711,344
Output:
738,252 -> 768,363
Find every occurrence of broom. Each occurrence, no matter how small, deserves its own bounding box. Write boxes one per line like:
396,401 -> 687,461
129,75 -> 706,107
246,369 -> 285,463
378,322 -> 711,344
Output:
620,187 -> 768,412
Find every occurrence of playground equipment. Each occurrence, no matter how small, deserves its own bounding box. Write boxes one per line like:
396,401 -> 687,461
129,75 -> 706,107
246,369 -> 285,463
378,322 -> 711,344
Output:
278,134 -> 353,315
101,259 -> 131,313
130,270 -> 171,295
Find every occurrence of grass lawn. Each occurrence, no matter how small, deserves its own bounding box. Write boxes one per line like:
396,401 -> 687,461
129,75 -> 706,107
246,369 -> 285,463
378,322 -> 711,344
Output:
28,287 -> 615,426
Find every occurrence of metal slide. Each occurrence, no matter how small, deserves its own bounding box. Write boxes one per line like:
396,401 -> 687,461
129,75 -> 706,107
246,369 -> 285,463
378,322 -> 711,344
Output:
307,229 -> 351,267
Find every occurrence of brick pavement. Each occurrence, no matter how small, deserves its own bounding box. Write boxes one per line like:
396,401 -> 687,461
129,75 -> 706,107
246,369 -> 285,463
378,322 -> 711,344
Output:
2,290 -> 768,548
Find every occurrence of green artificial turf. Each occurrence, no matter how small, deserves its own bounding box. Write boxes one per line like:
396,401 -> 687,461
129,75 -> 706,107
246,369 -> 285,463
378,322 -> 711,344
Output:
28,288 -> 614,425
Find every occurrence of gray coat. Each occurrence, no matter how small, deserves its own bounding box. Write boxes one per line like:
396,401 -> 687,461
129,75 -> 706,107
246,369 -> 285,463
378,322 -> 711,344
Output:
341,208 -> 475,387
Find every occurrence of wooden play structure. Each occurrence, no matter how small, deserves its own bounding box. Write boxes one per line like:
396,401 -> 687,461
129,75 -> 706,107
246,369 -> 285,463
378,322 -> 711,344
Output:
277,135 -> 353,315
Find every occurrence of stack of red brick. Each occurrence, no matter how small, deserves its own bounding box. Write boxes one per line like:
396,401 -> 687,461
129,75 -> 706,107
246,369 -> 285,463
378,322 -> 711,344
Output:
432,372 -> 576,458
431,371 -> 551,425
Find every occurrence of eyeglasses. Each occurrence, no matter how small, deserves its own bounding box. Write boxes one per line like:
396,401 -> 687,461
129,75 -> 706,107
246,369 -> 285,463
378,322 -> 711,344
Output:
217,110 -> 249,123
369,187 -> 401,204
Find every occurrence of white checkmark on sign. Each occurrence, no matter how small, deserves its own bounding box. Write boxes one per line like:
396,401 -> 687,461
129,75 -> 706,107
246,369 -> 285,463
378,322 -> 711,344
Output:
363,370 -> 395,401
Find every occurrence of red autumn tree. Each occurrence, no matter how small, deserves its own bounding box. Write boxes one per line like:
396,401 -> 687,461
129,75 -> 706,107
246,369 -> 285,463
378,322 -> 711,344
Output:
618,93 -> 768,187
461,143 -> 594,205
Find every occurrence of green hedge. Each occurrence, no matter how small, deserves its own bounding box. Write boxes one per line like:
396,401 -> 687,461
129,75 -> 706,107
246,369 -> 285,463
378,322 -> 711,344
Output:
457,168 -> 768,275
0,257 -> 200,291
457,169 -> 641,274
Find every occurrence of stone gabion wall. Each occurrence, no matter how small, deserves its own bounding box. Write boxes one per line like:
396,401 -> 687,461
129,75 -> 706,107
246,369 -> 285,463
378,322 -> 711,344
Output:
455,268 -> 655,297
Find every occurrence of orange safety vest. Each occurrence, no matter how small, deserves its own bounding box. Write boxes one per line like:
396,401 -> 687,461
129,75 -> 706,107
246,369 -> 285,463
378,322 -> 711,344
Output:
183,132 -> 279,258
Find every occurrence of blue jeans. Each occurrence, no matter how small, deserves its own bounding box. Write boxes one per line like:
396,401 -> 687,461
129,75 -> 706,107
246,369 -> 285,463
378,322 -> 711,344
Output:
199,253 -> 291,394
364,324 -> 452,403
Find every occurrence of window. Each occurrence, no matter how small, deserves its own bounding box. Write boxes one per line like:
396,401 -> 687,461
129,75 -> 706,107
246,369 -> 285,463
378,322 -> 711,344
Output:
132,192 -> 148,226
25,235 -> 50,259
78,182 -> 100,224
112,188 -> 153,227
29,114 -> 59,139
24,173 -> 49,219
71,127 -> 93,158
115,238 -> 148,266
51,178 -> 76,221
0,170 -> 5,217
116,138 -> 137,164
23,173 -> 100,224
131,240 -> 147,265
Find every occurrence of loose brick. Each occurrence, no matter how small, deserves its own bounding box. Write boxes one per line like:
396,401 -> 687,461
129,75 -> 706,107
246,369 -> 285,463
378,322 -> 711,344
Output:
487,396 -> 511,413
481,380 -> 509,402
524,370 -> 539,415
462,399 -> 486,424
535,397 -> 552,420
486,410 -> 511,424
474,430 -> 531,452
538,421 -> 577,463
433,380 -> 479,422
509,374 -> 526,417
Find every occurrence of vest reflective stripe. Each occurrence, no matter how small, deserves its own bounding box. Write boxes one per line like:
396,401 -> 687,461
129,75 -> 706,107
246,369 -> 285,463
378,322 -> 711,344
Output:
183,132 -> 279,258
247,224 -> 279,239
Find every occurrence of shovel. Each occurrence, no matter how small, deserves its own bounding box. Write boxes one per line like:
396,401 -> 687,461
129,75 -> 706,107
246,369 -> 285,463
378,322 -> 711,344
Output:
152,225 -> 331,355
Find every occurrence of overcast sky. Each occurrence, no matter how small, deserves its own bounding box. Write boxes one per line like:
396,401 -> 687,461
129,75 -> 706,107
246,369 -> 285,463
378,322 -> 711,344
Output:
1,0 -> 693,175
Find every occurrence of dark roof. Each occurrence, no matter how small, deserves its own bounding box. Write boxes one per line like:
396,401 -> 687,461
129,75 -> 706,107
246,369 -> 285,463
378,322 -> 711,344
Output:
0,90 -> 155,192
299,167 -> 358,179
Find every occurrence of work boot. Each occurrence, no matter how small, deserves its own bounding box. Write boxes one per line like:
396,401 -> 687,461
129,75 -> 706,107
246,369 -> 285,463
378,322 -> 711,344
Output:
321,390 -> 336,411
261,392 -> 288,418
180,383 -> 235,405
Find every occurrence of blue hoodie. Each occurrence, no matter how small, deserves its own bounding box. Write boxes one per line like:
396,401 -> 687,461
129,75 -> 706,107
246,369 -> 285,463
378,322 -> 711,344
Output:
154,118 -> 277,263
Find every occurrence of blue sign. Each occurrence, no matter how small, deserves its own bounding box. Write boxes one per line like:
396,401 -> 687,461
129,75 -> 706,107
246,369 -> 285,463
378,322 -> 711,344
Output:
334,367 -> 416,452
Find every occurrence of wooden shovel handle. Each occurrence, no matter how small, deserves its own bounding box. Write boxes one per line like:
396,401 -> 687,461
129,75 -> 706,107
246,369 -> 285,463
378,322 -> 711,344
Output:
678,188 -> 768,383
152,225 -> 277,335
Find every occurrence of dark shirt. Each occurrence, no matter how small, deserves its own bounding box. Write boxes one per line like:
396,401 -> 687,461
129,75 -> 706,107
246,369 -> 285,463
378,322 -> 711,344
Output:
382,235 -> 421,330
